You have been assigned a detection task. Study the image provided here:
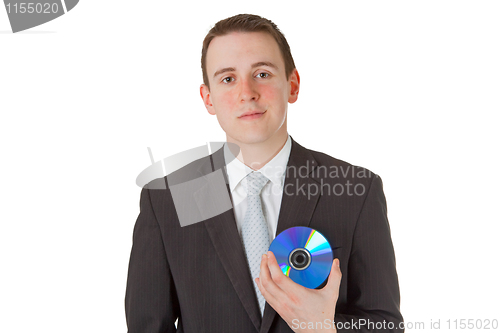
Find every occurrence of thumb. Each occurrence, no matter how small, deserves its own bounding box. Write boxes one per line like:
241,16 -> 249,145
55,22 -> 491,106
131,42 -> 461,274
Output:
325,258 -> 342,290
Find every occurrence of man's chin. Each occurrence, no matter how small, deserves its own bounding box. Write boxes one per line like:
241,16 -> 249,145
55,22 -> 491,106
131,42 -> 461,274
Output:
228,132 -> 271,146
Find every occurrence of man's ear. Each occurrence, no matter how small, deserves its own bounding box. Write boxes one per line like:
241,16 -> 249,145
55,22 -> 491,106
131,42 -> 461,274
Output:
288,69 -> 300,104
200,84 -> 216,115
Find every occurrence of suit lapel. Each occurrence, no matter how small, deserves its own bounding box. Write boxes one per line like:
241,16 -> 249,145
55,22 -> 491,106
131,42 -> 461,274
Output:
260,137 -> 321,333
274,137 -> 320,234
200,146 -> 263,331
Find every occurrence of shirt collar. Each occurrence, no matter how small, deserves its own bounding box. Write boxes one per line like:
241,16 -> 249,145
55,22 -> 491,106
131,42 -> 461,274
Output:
224,135 -> 292,193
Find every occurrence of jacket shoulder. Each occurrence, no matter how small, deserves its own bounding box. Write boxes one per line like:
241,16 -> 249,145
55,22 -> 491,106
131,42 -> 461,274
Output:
144,152 -> 214,190
306,147 -> 378,179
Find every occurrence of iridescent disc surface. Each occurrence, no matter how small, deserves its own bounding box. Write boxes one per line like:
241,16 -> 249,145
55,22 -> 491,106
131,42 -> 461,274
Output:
269,226 -> 333,289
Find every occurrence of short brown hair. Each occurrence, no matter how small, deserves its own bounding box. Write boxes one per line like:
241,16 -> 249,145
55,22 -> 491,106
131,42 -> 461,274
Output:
201,14 -> 296,90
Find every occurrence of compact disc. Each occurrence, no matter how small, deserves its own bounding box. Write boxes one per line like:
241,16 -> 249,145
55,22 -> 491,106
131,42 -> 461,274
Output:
269,226 -> 333,289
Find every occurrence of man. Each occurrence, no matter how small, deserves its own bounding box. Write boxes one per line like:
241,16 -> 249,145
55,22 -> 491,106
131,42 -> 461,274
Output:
125,14 -> 403,333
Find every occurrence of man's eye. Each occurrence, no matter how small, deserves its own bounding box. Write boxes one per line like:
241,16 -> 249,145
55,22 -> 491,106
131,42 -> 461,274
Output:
257,73 -> 269,78
222,77 -> 234,83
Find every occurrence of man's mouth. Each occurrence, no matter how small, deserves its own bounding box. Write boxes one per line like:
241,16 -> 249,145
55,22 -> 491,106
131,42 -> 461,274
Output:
239,110 -> 266,119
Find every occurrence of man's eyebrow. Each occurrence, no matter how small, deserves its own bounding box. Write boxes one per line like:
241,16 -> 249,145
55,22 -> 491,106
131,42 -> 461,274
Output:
251,61 -> 278,70
212,62 -> 278,79
213,67 -> 236,79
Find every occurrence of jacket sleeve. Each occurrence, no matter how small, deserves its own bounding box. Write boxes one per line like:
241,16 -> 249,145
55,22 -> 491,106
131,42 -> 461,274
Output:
125,187 -> 180,333
334,174 -> 404,332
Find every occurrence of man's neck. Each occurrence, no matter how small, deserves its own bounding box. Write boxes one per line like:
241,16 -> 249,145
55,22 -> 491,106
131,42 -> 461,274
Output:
228,132 -> 288,171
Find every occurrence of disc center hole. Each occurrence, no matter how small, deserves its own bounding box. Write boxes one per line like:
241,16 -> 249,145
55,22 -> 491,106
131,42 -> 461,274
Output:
296,254 -> 305,264
289,248 -> 311,271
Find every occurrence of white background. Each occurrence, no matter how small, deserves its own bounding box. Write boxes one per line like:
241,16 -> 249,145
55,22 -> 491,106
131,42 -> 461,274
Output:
1,1 -> 499,332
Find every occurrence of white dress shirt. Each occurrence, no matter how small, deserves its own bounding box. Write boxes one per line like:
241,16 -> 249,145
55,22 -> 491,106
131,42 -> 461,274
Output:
224,135 -> 292,241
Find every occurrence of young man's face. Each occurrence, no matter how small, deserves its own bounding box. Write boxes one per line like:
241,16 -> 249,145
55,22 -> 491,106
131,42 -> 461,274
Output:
200,31 -> 299,146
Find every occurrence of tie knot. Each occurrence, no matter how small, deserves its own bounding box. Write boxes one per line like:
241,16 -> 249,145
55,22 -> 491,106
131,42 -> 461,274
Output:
246,172 -> 269,196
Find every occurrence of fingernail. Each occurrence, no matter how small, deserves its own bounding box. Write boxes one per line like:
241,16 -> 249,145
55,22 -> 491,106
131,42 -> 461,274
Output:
335,258 -> 340,267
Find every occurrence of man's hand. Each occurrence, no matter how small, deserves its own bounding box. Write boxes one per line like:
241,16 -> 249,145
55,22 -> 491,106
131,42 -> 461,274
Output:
256,251 -> 341,333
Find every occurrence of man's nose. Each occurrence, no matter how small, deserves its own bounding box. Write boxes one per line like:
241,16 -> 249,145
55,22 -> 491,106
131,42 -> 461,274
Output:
239,78 -> 259,102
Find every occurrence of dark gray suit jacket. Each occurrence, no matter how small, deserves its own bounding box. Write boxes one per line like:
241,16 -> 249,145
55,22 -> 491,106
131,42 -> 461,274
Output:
125,137 -> 404,332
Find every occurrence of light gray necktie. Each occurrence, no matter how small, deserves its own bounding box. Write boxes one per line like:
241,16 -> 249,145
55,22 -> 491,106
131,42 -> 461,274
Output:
241,171 -> 270,316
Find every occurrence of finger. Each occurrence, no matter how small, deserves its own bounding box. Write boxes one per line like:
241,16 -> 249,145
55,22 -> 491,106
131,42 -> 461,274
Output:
259,253 -> 287,301
257,256 -> 280,307
266,251 -> 300,292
